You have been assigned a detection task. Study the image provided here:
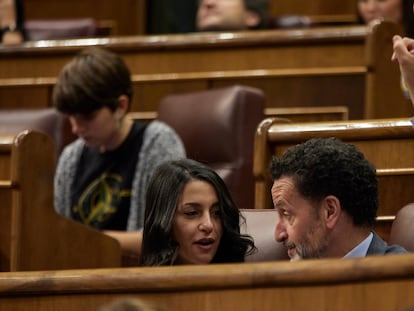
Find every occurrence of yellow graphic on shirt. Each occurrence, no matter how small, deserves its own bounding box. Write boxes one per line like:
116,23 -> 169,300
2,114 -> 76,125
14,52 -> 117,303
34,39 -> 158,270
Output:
73,173 -> 131,226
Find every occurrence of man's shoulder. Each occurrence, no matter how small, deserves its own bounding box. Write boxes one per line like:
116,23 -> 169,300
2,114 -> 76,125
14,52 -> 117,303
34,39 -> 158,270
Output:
368,231 -> 408,255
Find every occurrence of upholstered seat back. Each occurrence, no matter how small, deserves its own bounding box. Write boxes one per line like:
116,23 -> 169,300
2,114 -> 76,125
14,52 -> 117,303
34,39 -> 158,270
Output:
389,203 -> 414,252
24,18 -> 102,41
157,85 -> 265,209
240,209 -> 289,262
0,108 -> 74,157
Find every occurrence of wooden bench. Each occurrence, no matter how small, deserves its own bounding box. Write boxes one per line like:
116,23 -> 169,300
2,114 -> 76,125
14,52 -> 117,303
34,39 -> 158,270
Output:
253,118 -> 414,241
0,20 -> 410,120
0,130 -> 121,271
0,254 -> 414,310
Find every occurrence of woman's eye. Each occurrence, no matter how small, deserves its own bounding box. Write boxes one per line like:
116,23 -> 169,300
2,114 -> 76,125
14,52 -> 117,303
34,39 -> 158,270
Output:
184,211 -> 198,217
212,208 -> 221,217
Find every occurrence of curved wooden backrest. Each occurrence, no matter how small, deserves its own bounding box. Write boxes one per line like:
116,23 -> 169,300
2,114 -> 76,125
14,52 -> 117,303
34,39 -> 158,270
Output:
0,130 -> 121,271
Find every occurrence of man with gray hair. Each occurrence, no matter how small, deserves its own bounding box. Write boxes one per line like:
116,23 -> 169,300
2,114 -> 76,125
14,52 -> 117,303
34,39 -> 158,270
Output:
196,0 -> 269,31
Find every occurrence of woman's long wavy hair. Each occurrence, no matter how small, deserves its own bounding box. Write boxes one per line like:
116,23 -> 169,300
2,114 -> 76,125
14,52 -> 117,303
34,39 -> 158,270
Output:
139,159 -> 255,266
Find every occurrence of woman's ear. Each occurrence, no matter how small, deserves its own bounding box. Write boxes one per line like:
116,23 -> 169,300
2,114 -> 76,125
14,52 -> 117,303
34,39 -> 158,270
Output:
244,10 -> 260,28
322,195 -> 341,229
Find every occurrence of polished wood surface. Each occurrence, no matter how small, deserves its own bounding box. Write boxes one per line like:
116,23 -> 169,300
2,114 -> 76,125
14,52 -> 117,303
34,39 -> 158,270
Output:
254,118 -> 414,241
0,131 -> 121,271
0,21 -> 410,119
127,106 -> 348,125
0,254 -> 414,310
265,106 -> 349,122
0,25 -> 370,76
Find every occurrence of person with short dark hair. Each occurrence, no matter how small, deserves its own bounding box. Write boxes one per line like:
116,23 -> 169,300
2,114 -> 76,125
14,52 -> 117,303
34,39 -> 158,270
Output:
196,0 -> 269,31
270,137 -> 406,261
53,47 -> 185,257
140,158 -> 255,266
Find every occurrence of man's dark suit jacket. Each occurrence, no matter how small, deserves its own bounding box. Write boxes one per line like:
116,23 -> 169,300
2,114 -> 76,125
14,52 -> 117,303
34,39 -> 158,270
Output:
367,231 -> 407,255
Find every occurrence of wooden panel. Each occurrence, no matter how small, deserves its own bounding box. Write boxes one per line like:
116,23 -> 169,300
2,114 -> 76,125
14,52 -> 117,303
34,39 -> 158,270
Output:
1,71 -> 362,118
0,188 -> 13,271
128,106 -> 349,125
0,21 -> 409,119
1,255 -> 414,310
270,0 -> 356,15
265,106 -> 349,122
0,131 -> 122,271
0,27 -> 368,78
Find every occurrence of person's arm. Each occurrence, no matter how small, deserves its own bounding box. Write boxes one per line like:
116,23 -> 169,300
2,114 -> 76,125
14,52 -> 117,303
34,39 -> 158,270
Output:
103,230 -> 143,259
392,35 -> 414,107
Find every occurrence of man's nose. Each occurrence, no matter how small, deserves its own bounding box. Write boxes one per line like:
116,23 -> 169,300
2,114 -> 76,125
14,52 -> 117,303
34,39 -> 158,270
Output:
274,220 -> 287,243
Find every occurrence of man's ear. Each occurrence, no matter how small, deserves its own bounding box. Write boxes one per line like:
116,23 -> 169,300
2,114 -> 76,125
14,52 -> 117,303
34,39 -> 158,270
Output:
322,195 -> 341,229
244,10 -> 260,28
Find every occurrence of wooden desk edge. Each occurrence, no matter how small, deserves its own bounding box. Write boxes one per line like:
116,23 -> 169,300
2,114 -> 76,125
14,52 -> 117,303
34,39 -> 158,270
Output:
0,253 -> 413,295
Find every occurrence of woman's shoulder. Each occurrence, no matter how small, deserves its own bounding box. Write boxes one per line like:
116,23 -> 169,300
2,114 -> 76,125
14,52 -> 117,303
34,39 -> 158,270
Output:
144,120 -> 182,142
145,120 -> 176,134
142,120 -> 185,155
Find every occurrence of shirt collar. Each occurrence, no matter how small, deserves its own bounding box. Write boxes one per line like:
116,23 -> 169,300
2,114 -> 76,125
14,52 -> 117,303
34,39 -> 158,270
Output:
343,232 -> 373,259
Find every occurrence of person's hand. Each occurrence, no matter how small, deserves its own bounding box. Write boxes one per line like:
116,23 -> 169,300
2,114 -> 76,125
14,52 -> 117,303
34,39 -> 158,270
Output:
392,35 -> 414,102
2,30 -> 23,45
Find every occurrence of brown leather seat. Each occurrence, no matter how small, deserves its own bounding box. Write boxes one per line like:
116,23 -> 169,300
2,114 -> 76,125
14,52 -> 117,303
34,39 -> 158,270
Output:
389,203 -> 414,252
0,108 -> 74,157
240,209 -> 289,262
24,18 -> 105,41
157,85 -> 265,210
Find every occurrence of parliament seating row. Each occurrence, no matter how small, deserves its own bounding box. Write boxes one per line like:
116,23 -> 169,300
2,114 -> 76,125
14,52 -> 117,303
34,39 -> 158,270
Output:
0,20 -> 410,120
0,106 -> 410,250
0,254 -> 414,310
0,120 -> 413,271
23,0 -> 357,36
0,85 -> 348,211
253,117 -> 414,242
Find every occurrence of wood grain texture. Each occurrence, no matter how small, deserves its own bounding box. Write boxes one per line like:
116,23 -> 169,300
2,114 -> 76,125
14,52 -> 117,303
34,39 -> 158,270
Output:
0,254 -> 414,310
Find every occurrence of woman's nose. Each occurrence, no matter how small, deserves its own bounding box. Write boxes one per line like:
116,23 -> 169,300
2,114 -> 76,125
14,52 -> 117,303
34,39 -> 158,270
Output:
198,215 -> 213,232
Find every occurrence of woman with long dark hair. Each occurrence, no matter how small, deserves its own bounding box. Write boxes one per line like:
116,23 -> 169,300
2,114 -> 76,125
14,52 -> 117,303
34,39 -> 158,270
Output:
140,159 -> 255,266
357,0 -> 414,37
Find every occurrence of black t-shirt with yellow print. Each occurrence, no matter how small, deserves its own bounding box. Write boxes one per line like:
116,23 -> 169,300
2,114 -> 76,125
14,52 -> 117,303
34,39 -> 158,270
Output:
71,122 -> 146,230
